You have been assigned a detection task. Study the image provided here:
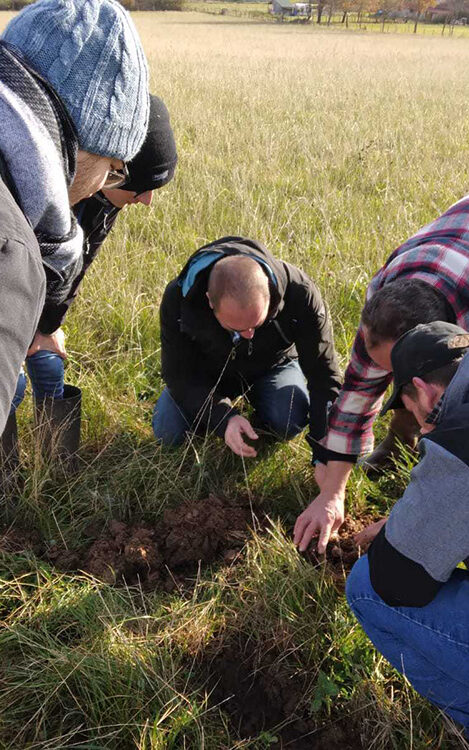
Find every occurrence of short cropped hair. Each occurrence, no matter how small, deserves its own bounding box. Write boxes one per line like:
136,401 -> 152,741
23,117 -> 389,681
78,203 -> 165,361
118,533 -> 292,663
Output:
207,256 -> 269,311
361,279 -> 449,348
401,355 -> 464,400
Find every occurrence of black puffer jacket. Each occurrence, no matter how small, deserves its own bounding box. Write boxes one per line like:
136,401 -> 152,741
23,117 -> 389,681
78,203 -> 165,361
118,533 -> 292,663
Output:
160,237 -> 341,455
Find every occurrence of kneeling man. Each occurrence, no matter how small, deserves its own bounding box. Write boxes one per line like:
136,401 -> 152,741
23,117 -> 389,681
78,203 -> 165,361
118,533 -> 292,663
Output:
153,237 -> 341,457
347,321 -> 469,735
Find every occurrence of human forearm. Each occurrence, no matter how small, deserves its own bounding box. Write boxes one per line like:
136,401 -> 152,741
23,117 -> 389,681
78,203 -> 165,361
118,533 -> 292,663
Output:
294,461 -> 354,553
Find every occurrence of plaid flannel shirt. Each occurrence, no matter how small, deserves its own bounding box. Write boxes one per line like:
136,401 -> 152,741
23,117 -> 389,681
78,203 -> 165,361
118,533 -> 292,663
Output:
323,194 -> 469,461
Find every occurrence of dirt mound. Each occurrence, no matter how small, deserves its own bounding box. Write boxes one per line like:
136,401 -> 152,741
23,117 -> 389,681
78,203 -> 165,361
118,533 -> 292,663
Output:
46,494 -> 254,588
202,638 -> 361,749
163,494 -> 251,567
305,513 -> 379,579
0,527 -> 44,556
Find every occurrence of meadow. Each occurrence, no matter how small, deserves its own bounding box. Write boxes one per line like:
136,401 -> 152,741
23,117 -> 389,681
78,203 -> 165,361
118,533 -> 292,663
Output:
0,10 -> 469,748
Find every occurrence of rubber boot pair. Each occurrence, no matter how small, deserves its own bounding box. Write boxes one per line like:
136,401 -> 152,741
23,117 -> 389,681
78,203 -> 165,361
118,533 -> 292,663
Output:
360,408 -> 420,478
34,384 -> 82,473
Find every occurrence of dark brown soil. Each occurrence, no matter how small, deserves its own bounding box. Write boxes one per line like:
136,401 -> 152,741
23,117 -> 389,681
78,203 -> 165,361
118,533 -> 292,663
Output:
201,637 -> 362,749
0,505 -> 380,593
304,513 -> 380,578
0,527 -> 44,556
45,494 -> 255,589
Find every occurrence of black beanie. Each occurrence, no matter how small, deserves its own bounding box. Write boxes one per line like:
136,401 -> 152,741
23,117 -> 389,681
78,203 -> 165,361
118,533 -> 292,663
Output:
123,94 -> 177,194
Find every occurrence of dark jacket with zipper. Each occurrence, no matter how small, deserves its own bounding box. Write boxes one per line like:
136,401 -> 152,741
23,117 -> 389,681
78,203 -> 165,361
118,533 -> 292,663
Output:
160,237 -> 341,456
39,193 -> 121,333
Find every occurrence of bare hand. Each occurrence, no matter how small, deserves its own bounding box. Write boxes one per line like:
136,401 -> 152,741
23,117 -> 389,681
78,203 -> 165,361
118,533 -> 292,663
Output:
27,329 -> 67,359
224,415 -> 258,457
354,518 -> 386,548
293,489 -> 345,554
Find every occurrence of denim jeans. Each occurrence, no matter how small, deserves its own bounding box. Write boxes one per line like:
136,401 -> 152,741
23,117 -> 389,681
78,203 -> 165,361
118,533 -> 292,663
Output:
346,555 -> 469,734
10,351 -> 65,414
152,359 -> 309,446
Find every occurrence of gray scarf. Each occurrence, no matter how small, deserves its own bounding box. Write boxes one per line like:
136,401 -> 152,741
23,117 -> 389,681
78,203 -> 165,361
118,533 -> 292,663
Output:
0,42 -> 83,305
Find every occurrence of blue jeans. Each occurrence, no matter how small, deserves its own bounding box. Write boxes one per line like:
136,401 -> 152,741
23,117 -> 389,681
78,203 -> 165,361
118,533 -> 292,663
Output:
152,359 -> 309,446
10,351 -> 65,414
346,555 -> 469,733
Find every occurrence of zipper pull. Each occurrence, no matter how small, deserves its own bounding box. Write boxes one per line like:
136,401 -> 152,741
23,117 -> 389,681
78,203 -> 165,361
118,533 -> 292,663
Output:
231,347 -> 237,360
248,340 -> 253,356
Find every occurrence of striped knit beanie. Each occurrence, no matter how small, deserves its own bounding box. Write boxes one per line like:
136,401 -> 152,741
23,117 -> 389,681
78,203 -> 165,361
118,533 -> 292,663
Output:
3,0 -> 149,162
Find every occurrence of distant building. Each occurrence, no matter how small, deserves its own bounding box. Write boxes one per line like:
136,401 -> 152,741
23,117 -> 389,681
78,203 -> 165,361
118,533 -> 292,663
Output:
293,2 -> 310,15
270,0 -> 294,16
427,0 -> 469,20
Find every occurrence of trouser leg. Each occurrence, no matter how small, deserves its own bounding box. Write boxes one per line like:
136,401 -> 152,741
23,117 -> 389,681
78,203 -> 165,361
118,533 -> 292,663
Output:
152,388 -> 191,446
249,359 -> 309,440
26,350 -> 65,400
346,555 -> 469,732
9,370 -> 27,416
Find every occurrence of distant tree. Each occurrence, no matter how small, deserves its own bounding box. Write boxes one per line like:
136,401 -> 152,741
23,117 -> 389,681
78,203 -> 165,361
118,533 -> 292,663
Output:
378,0 -> 400,28
404,0 -> 433,31
339,0 -> 355,25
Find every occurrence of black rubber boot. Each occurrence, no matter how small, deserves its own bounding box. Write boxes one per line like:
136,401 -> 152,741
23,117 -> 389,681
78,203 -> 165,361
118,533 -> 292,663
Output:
0,411 -> 18,464
0,410 -> 19,485
360,408 -> 420,479
35,384 -> 81,473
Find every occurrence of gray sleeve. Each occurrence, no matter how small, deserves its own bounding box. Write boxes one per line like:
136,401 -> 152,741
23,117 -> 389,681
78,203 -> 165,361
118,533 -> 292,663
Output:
385,438 -> 469,583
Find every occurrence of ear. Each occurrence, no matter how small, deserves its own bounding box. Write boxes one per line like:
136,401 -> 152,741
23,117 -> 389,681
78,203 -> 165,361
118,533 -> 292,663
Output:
412,377 -> 439,413
206,292 -> 213,309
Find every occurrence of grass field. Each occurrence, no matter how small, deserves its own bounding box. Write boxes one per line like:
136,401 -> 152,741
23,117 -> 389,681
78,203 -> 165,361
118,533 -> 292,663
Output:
1,11 -> 469,749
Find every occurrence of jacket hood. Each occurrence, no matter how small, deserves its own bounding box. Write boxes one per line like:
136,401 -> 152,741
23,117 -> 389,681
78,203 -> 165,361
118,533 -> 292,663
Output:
177,236 -> 288,316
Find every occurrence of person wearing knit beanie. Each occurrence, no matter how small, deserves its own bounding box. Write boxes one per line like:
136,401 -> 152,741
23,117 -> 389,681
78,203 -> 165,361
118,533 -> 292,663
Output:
7,92 -> 178,436
3,0 -> 149,163
122,94 -> 178,196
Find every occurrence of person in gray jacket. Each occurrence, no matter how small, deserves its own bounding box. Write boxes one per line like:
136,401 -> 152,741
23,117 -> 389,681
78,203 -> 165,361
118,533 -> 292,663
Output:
0,0 -> 148,452
346,321 -> 469,736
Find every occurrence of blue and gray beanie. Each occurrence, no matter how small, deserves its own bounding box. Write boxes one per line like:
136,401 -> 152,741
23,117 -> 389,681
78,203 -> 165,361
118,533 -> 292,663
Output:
3,0 -> 149,162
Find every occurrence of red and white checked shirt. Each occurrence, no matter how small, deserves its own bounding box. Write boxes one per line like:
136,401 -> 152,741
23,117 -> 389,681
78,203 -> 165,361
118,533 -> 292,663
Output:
324,194 -> 469,460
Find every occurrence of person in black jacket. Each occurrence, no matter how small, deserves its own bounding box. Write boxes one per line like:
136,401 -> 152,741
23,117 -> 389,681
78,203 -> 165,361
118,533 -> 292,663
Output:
346,322 -> 469,736
153,237 -> 341,458
38,94 -> 177,340
6,94 -> 177,460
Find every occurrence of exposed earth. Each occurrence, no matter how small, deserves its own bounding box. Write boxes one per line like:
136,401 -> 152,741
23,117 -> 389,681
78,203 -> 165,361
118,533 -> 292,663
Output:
0,501 -> 380,748
0,499 -> 379,589
305,512 -> 380,581
200,636 -> 362,749
45,494 -> 255,589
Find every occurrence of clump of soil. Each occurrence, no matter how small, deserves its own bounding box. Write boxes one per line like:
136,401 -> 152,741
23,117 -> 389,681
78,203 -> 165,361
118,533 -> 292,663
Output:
163,494 -> 251,567
46,494 -> 254,588
0,527 -> 44,556
83,522 -> 163,586
305,513 -> 380,577
201,637 -> 361,749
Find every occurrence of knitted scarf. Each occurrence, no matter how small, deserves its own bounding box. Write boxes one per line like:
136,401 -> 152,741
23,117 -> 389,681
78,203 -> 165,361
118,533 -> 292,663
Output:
0,42 -> 83,305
